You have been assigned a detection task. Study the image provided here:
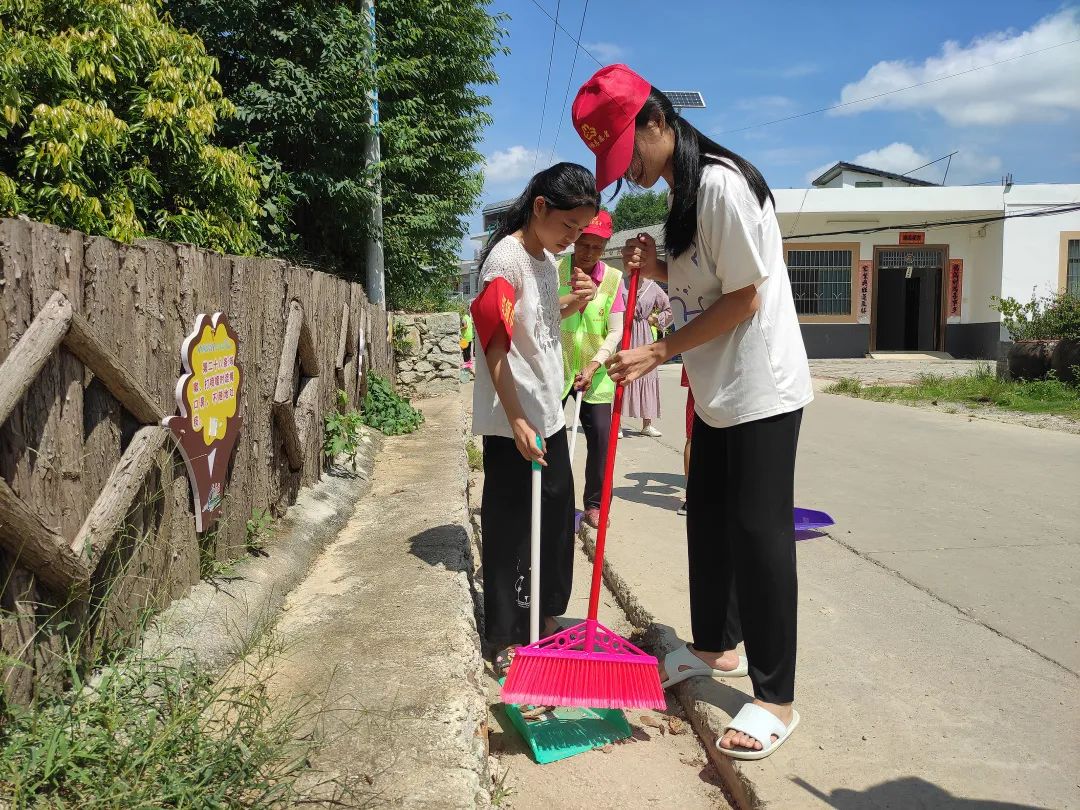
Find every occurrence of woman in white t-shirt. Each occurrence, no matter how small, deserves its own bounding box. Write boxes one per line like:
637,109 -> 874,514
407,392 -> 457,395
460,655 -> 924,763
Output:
471,162 -> 601,676
572,66 -> 812,760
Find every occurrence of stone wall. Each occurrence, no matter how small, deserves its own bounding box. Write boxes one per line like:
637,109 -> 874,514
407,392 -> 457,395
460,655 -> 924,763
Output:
394,312 -> 462,398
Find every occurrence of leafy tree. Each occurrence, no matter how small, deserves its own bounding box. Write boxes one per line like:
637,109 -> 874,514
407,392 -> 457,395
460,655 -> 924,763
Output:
612,190 -> 667,233
169,0 -> 505,310
376,0 -> 505,310
166,0 -> 376,267
0,0 -> 263,254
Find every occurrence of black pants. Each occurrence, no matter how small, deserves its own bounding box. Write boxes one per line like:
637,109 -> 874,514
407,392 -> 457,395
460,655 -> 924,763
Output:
563,396 -> 611,510
481,429 -> 575,649
686,409 -> 802,704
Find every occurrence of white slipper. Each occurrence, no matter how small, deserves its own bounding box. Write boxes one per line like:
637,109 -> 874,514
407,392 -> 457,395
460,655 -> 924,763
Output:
660,644 -> 748,689
719,703 -> 800,761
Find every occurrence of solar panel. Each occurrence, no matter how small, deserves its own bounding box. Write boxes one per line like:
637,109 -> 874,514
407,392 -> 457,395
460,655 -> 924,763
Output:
662,90 -> 706,109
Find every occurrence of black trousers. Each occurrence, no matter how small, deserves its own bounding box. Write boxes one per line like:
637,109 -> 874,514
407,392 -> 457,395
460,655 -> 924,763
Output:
481,429 -> 575,649
563,396 -> 611,511
686,409 -> 803,704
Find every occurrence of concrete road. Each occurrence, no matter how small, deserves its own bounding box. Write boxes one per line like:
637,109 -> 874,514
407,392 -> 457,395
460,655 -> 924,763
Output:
568,363 -> 1080,808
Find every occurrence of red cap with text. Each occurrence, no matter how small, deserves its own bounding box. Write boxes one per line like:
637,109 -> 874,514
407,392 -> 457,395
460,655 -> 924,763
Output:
581,209 -> 614,239
572,64 -> 652,191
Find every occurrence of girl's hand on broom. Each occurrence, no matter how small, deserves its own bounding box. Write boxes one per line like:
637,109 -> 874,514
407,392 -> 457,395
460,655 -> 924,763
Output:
511,417 -> 547,466
607,343 -> 666,385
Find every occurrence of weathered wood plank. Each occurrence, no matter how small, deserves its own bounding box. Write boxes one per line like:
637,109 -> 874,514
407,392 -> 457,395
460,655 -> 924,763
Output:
0,291 -> 71,428
65,313 -> 164,425
0,477 -> 89,593
275,299 -> 304,405
336,302 -> 350,371
69,426 -> 169,563
272,400 -> 303,471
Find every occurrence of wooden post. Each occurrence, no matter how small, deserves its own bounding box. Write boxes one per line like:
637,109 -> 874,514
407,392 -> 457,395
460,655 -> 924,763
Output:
70,426 -> 169,563
275,300 -> 304,405
0,291 -> 72,428
272,401 -> 303,470
0,478 -> 89,593
336,303 -> 350,370
65,313 -> 164,425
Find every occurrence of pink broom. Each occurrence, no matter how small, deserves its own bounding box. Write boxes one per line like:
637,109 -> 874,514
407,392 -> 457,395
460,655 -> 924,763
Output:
501,267 -> 666,710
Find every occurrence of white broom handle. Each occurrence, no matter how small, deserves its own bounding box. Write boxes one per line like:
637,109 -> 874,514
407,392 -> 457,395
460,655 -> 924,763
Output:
530,435 -> 542,644
568,389 -> 583,463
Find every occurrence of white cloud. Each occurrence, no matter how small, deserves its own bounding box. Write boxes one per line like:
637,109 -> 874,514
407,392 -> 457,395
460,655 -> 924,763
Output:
735,95 -> 796,113
833,9 -> 1080,125
582,41 -> 627,62
483,146 -> 550,185
852,142 -> 930,175
780,62 -> 821,79
805,142 -> 1002,185
805,161 -> 837,185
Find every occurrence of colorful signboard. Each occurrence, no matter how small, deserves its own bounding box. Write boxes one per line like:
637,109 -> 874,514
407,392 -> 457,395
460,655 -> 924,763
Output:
899,231 -> 926,246
163,313 -> 243,533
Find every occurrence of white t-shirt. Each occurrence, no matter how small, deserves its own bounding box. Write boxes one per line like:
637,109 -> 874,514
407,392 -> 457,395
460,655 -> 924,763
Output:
668,162 -> 813,428
472,236 -> 566,439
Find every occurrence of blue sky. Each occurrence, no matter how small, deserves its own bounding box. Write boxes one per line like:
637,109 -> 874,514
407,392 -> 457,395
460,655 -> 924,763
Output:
464,0 -> 1080,251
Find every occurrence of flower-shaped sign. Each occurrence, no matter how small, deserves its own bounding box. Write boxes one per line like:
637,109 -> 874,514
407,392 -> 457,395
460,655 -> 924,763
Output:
164,313 -> 243,533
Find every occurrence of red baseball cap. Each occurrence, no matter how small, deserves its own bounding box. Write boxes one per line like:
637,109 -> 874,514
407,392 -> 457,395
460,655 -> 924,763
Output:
581,209 -> 613,239
572,64 -> 652,191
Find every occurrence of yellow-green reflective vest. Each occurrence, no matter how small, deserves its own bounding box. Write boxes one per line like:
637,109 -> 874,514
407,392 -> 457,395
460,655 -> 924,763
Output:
558,255 -> 622,404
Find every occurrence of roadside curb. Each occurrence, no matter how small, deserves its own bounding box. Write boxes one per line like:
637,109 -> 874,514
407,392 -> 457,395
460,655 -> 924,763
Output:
579,523 -> 763,810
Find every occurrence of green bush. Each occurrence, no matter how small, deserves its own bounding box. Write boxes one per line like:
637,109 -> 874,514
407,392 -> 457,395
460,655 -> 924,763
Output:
0,0 -> 264,254
991,291 -> 1080,341
323,389 -> 365,464
361,374 -> 423,436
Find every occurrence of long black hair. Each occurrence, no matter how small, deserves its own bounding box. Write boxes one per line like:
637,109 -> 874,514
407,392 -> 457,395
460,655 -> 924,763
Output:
480,162 -> 601,266
629,89 -> 774,259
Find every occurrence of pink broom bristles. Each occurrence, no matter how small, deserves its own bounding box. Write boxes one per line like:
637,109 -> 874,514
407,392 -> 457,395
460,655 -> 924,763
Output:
501,618 -> 666,710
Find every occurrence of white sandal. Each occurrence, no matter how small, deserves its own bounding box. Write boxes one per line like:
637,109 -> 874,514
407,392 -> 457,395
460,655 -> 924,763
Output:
719,703 -> 800,760
660,644 -> 748,689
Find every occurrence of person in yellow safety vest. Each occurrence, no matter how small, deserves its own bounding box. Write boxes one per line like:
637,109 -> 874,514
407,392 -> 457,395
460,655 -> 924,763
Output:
460,312 -> 474,366
558,210 -> 628,530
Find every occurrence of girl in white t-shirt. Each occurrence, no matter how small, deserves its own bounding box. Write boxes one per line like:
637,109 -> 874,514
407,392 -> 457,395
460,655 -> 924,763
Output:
471,162 -> 601,675
572,65 -> 812,759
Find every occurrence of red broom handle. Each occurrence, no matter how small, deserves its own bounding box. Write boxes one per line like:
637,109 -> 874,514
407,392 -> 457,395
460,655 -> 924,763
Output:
586,266 -> 641,621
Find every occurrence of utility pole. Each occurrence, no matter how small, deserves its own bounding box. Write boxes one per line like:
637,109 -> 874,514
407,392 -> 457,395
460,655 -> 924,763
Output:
362,0 -> 386,307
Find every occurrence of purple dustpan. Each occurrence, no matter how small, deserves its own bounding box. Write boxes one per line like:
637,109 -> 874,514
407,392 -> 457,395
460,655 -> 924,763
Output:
794,507 -> 834,531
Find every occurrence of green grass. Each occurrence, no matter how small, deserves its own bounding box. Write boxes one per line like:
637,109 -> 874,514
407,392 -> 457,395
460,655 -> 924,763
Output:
825,364 -> 1080,418
465,440 -> 483,472
0,637 -> 349,808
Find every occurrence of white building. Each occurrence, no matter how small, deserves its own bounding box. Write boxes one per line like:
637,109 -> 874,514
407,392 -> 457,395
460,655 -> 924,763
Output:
603,164 -> 1080,359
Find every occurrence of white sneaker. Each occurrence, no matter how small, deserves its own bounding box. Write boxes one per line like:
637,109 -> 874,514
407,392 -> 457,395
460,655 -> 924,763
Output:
641,425 -> 663,438
617,428 -> 624,439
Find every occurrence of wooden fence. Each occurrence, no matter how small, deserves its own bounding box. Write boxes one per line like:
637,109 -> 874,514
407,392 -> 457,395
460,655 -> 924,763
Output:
0,218 -> 391,704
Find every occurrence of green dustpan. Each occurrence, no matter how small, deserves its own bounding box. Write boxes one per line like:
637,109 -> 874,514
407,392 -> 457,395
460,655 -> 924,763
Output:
499,679 -> 632,764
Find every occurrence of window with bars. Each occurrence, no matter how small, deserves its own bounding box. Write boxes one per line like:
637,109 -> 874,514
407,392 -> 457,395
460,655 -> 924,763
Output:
786,249 -> 853,316
1068,239 -> 1080,296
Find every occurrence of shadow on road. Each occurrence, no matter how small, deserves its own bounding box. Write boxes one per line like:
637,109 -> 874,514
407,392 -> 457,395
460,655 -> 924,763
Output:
614,471 -> 685,511
790,776 -> 1054,809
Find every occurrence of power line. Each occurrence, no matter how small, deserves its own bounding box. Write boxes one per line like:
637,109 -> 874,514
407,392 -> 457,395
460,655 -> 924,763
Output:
901,151 -> 957,178
718,37 -> 1080,135
526,0 -> 603,66
532,0 -> 561,173
548,0 -> 590,163
787,202 -> 1080,240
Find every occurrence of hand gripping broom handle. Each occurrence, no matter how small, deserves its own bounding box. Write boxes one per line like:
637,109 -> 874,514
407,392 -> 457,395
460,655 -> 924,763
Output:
585,267 -> 641,633
530,434 -> 543,644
